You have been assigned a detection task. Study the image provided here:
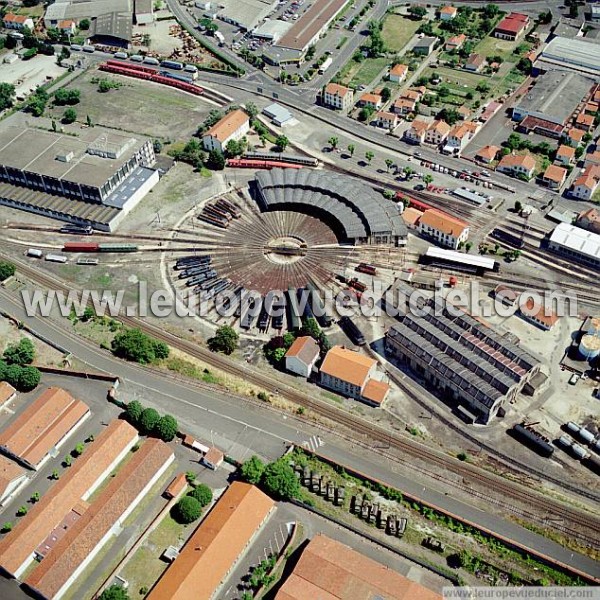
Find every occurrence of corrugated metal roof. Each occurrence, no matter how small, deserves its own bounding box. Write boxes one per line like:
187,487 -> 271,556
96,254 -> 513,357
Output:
549,222 -> 600,260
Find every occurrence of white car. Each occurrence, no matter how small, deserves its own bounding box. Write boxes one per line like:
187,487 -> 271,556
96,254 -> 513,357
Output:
569,373 -> 580,385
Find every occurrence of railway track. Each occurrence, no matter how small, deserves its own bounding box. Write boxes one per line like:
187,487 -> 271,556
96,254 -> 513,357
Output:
4,254 -> 600,557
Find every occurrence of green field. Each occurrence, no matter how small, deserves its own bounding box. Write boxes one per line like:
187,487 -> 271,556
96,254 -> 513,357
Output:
340,57 -> 389,88
473,35 -> 527,63
381,14 -> 421,53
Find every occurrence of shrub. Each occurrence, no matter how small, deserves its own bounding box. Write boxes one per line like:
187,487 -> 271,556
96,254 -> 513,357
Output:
173,496 -> 202,524
240,455 -> 265,484
3,337 -> 35,365
155,415 -> 178,442
261,459 -> 300,500
189,483 -> 212,507
125,400 -> 144,426
0,261 -> 16,281
139,408 -> 160,435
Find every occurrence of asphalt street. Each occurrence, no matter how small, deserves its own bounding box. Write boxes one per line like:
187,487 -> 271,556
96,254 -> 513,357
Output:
1,288 -> 598,579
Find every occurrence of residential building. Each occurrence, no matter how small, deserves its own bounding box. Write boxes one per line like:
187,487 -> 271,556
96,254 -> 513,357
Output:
57,19 -> 77,35
3,13 -> 34,30
575,112 -> 595,131
319,346 -> 389,406
541,164 -> 567,189
201,447 -> 224,470
496,153 -> 536,179
359,93 -> 382,109
442,123 -> 473,156
584,100 -> 599,115
413,36 -> 437,56
563,127 -> 586,146
570,166 -> 600,200
577,208 -> 600,235
275,534 -> 442,600
148,482 -> 275,600
475,145 -> 500,164
404,119 -> 429,145
393,98 -> 416,115
0,420 -> 139,579
285,336 -> 320,377
323,83 -> 354,111
439,5 -> 457,21
585,150 -> 600,167
0,455 -> 27,505
424,120 -> 451,145
548,222 -> 600,268
480,101 -> 502,123
376,110 -> 399,130
445,33 -> 466,51
494,12 -> 529,40
385,299 -> 540,424
389,63 -> 408,83
0,387 -> 90,471
417,208 -> 469,249
456,105 -> 471,120
202,109 -> 250,153
518,297 -> 559,331
24,439 -> 174,600
464,53 -> 485,72
555,144 -> 576,165
0,382 -> 16,409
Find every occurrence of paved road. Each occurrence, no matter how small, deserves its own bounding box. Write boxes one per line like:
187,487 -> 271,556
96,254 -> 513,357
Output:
1,288 -> 599,579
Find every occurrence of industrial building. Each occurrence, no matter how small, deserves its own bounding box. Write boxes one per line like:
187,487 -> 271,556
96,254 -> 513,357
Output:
24,438 -> 174,600
385,299 -> 541,424
0,387 -> 90,471
512,70 -> 595,128
254,169 -> 408,246
319,346 -> 390,407
148,482 -> 275,600
0,420 -> 139,579
0,455 -> 27,506
548,222 -> 600,268
264,0 -> 348,64
0,122 -> 158,231
537,36 -> 600,77
44,0 -> 132,29
88,11 -> 133,47
217,0 -> 278,31
275,534 -> 442,600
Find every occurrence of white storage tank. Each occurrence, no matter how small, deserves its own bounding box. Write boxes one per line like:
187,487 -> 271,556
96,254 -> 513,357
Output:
578,428 -> 595,444
579,334 -> 600,360
558,435 -> 573,448
27,248 -> 43,258
572,444 -> 588,460
566,421 -> 580,434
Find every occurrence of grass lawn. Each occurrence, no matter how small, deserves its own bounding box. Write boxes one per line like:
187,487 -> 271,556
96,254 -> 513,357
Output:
381,14 -> 421,53
15,4 -> 45,17
341,57 -> 389,88
474,35 -> 525,63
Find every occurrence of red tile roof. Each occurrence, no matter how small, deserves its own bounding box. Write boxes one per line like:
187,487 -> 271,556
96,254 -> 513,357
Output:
205,109 -> 248,143
361,379 -> 390,405
275,535 -> 442,600
0,420 -> 138,577
543,164 -> 567,183
285,336 -> 320,366
0,381 -> 16,405
320,346 -> 375,388
4,13 -> 29,24
165,473 -> 187,499
148,482 -> 274,600
476,145 -> 500,161
497,152 -> 536,172
0,455 -> 25,501
419,208 -> 468,237
325,83 -> 351,98
496,12 -> 529,35
25,438 -> 174,599
0,387 -> 89,468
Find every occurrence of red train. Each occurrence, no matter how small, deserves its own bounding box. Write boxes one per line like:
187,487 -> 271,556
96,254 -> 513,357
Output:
98,63 -> 204,97
63,242 -> 99,252
226,158 -> 303,170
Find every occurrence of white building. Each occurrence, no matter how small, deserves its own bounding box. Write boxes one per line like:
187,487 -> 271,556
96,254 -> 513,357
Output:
323,83 -> 354,111
285,336 -> 320,378
3,13 -> 34,30
548,222 -> 600,268
417,208 -> 469,249
202,109 -> 250,153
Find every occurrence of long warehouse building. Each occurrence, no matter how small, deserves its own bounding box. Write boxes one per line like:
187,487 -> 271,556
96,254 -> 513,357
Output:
385,297 -> 541,424
548,222 -> 600,268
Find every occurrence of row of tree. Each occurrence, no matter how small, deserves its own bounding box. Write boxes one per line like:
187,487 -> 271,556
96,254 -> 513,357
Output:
172,483 -> 213,524
240,455 -> 300,500
125,400 -> 179,442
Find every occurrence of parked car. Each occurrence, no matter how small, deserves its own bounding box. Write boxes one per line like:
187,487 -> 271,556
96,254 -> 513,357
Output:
569,373 -> 580,385
414,184 -> 425,191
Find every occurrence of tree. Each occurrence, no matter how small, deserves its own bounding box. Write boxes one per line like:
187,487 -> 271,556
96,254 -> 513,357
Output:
189,483 -> 212,507
1,522 -> 13,533
173,496 -> 202,524
384,158 -> 394,172
275,135 -> 289,152
0,83 -> 16,112
140,407 -> 160,435
365,150 -> 374,164
30,492 -> 40,503
381,87 -> 391,102
423,174 -> 433,185
514,200 -> 523,213
112,328 -> 163,364
3,338 -> 35,365
240,455 -> 265,484
79,19 -> 91,30
245,101 -> 258,119
170,138 -> 205,169
261,459 -> 300,500
153,340 -> 169,360
225,139 -> 242,157
301,317 -> 321,340
208,325 -> 239,355
73,442 -> 85,456
153,139 -> 162,154
126,400 -> 144,425
64,455 -> 72,467
207,149 -> 225,170
476,81 -> 490,95
62,108 -> 77,124
0,261 -> 16,281
54,88 -> 80,106
328,136 -> 339,150
16,506 -> 28,516
358,107 -> 374,122
408,5 -> 427,19
438,107 -> 460,126
347,143 -> 355,157
17,366 -> 40,392
155,415 -> 178,442
26,88 -> 48,117
99,585 -> 130,600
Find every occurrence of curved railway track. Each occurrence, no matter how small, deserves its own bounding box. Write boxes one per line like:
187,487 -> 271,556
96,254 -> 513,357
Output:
3,254 -> 600,557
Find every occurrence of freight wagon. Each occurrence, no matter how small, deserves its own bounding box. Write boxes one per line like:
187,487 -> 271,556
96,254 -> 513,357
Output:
226,158 -> 303,170
27,249 -> 43,258
339,316 -> 366,346
59,225 -> 93,235
512,423 -> 554,458
160,60 -> 184,70
63,242 -> 99,252
98,243 -> 138,253
158,70 -> 194,84
45,254 -> 68,263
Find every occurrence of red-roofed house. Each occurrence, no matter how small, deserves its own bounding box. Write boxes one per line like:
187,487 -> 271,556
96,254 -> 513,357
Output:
575,113 -> 595,131
577,208 -> 600,235
494,12 -> 529,40
585,150 -> 600,168
445,33 -> 466,51
376,110 -> 399,131
496,153 -> 536,179
570,166 -> 600,200
359,93 -> 383,109
442,123 -> 473,156
440,5 -> 457,21
404,119 -> 429,145
563,128 -> 585,147
57,20 -> 77,35
3,13 -> 34,30
285,336 -> 320,378
323,83 -> 354,111
389,63 -> 408,83
425,119 -> 451,145
475,145 -> 500,164
418,208 -> 469,249
464,53 -> 485,72
541,164 -> 567,190
555,144 -> 576,166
